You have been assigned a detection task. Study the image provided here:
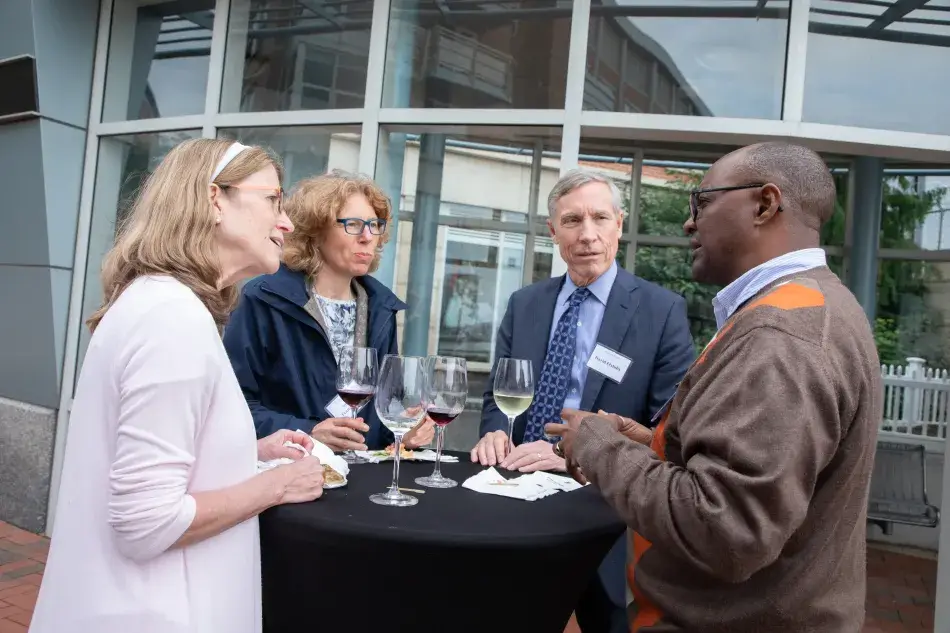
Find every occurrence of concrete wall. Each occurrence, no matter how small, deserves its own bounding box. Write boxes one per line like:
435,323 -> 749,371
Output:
0,0 -> 99,533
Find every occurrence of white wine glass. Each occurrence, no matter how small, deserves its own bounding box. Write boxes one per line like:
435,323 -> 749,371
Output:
416,356 -> 468,489
370,355 -> 426,507
335,346 -> 378,464
492,358 -> 535,455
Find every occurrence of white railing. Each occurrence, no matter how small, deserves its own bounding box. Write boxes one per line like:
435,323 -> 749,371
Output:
881,357 -> 950,446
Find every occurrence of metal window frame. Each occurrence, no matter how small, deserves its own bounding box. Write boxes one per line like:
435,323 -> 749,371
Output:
47,0 -> 115,536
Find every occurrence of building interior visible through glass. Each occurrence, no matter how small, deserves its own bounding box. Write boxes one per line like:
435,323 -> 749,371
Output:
90,0 -> 950,452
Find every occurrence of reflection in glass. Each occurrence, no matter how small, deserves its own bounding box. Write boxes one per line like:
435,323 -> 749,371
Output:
77,130 -> 203,373
382,1 -> 571,109
221,0 -> 373,113
102,1 -> 212,121
584,0 -> 789,119
804,0 -> 950,135
216,127 -> 360,189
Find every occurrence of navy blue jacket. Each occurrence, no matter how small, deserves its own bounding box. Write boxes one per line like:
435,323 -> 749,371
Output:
480,267 -> 695,611
223,264 -> 406,448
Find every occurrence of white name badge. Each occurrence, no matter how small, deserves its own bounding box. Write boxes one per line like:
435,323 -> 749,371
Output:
586,344 -> 632,384
325,395 -> 367,419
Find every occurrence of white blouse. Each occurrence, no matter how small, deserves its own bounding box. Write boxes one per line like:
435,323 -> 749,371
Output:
30,276 -> 261,633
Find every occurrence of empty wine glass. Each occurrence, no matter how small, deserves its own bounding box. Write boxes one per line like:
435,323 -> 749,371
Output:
492,358 -> 535,455
416,356 -> 468,489
370,355 -> 426,507
335,346 -> 378,464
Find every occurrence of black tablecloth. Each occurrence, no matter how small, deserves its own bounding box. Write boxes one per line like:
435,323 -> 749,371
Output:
260,452 -> 625,633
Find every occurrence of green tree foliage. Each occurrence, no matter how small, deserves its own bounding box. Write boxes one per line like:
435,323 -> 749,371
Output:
627,169 -> 947,362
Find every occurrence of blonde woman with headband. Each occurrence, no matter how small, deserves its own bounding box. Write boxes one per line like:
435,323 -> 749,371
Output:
29,139 -> 325,633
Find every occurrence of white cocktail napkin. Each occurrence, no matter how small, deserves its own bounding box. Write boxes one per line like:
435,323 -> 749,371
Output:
461,467 -> 585,501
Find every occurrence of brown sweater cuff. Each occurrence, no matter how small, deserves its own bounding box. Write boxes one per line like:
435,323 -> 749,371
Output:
575,416 -> 653,487
575,416 -> 616,469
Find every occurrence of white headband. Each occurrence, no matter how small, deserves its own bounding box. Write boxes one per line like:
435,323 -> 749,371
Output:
210,142 -> 250,183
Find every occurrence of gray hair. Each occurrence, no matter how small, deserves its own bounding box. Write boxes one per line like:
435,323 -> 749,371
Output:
547,168 -> 625,217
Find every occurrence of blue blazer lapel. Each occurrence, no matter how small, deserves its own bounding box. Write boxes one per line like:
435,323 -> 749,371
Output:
527,277 -> 563,380
580,271 -> 640,411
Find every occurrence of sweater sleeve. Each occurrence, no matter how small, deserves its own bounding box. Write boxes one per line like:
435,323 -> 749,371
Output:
107,299 -> 218,562
574,326 -> 841,583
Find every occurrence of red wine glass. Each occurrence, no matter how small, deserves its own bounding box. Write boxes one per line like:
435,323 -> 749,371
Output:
416,356 -> 467,489
336,346 -> 378,464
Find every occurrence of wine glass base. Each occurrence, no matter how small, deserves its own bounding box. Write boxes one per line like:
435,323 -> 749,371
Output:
369,490 -> 418,507
415,475 -> 457,488
341,451 -> 367,464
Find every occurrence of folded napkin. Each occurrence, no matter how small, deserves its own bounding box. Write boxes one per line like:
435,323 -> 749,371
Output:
461,467 -> 585,501
256,432 -> 350,485
353,449 -> 459,464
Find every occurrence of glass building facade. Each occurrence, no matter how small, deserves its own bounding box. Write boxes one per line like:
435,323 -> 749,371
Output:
3,3 -> 950,610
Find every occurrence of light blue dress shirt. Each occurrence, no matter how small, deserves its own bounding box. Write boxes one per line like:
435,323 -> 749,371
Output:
547,261 -> 619,411
712,248 -> 827,329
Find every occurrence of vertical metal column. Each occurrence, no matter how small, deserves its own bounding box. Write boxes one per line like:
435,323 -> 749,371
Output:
522,141 -> 544,286
401,133 -> 446,357
371,6 -> 413,288
847,156 -> 884,322
624,149 -> 644,273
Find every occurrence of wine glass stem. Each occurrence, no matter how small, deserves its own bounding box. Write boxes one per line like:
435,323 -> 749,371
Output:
432,426 -> 444,478
507,415 -> 515,455
389,434 -> 403,494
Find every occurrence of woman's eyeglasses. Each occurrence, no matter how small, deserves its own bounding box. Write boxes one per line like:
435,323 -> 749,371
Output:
337,218 -> 387,235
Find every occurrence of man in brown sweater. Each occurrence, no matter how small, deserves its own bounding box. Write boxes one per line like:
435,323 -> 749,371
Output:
547,142 -> 882,632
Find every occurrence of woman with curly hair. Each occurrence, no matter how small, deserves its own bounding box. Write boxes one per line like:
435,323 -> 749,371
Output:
224,169 -> 433,458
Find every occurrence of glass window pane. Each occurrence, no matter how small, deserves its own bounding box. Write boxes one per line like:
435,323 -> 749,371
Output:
804,1 -> 950,135
635,246 -> 720,351
584,0 -> 789,119
876,259 -> 950,373
102,1 -> 213,121
217,126 -> 361,187
376,126 -> 562,451
879,173 -> 950,249
220,0 -> 373,113
382,2 -> 571,109
77,130 -> 203,372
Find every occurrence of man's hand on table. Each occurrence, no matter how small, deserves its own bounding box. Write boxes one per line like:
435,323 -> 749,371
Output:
499,440 -> 566,473
469,429 -> 566,472
470,430 -> 509,466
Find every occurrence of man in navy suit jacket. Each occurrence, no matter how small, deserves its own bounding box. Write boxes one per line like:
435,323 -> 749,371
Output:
473,169 -> 695,633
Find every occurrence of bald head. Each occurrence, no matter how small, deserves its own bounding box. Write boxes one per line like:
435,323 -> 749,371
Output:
731,142 -> 836,231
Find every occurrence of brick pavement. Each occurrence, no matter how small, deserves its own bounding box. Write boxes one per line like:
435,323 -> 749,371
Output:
0,520 -> 939,632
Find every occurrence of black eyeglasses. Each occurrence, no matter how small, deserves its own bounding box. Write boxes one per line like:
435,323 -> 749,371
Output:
337,218 -> 387,235
688,182 -> 783,223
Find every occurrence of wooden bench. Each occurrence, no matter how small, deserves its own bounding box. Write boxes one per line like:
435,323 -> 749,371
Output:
867,441 -> 940,536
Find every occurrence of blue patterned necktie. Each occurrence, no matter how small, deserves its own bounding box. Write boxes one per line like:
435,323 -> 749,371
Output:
522,287 -> 591,444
